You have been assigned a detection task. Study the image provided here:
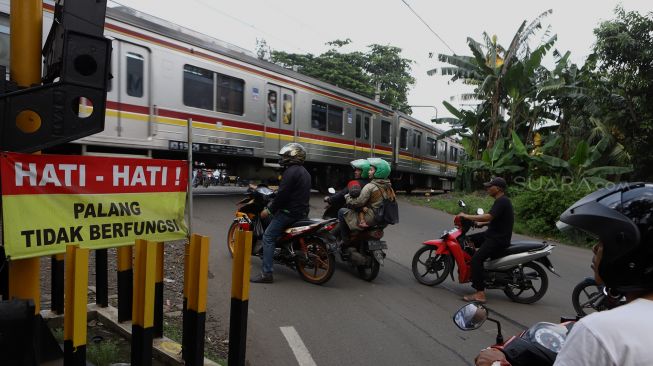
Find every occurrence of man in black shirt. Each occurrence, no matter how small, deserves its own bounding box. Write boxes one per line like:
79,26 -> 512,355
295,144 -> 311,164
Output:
458,177 -> 514,303
251,143 -> 311,284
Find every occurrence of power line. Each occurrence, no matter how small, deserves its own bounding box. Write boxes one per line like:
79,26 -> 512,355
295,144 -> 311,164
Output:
401,0 -> 456,55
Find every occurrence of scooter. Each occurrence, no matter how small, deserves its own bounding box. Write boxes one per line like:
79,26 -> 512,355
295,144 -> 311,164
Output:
453,302 -> 576,366
324,187 -> 388,282
412,200 -> 557,304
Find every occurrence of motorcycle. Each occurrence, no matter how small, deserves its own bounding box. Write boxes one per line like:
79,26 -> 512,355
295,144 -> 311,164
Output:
323,187 -> 388,282
453,302 -> 576,366
571,277 -> 625,316
227,184 -> 338,285
411,200 -> 557,304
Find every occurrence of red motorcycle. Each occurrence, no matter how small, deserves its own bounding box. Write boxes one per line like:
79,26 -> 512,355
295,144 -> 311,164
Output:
411,200 -> 557,304
453,302 -> 576,366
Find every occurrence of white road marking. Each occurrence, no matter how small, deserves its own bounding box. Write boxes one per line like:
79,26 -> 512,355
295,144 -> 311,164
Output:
280,326 -> 317,366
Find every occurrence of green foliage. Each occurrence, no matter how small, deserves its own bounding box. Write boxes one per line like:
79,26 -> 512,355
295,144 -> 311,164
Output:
87,339 -> 121,366
588,6 -> 653,180
512,178 -> 594,235
269,40 -> 415,113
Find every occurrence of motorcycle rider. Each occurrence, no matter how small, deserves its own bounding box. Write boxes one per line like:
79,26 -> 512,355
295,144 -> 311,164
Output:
325,159 -> 371,207
475,182 -> 653,366
250,143 -> 311,284
337,158 -> 395,258
458,177 -> 514,303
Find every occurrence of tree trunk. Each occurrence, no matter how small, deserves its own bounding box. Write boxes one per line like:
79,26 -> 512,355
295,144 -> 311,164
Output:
374,81 -> 381,102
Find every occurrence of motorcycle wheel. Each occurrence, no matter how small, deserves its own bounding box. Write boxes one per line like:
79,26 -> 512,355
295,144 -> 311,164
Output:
227,221 -> 238,258
295,237 -> 336,285
572,278 -> 608,316
357,256 -> 380,282
503,261 -> 548,304
411,246 -> 453,286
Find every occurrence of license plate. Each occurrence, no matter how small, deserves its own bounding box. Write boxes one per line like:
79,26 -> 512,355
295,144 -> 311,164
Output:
368,240 -> 387,251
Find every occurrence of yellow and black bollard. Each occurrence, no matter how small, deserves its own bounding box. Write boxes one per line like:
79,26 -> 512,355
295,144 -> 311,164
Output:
95,249 -> 109,307
228,228 -> 253,366
182,234 -> 210,366
182,241 -> 190,361
131,239 -> 157,366
51,253 -> 65,314
117,246 -> 133,322
63,245 -> 89,365
154,242 -> 164,338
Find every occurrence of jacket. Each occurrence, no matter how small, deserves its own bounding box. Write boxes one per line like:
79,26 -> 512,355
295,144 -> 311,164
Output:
268,164 -> 311,218
343,179 -> 393,230
329,178 -> 369,207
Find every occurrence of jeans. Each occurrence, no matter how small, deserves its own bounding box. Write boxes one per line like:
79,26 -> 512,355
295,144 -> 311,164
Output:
468,232 -> 509,291
337,207 -> 351,242
261,211 -> 299,274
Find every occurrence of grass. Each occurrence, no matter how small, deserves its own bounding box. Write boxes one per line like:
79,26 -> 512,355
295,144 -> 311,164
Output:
408,191 -> 494,216
50,327 -> 129,366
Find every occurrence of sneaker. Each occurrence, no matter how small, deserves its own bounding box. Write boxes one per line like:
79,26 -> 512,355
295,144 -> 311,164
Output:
250,272 -> 273,283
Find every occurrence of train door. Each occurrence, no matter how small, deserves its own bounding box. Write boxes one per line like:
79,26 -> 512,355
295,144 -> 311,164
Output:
354,110 -> 371,159
412,129 -> 423,170
264,84 -> 295,156
117,42 -> 150,140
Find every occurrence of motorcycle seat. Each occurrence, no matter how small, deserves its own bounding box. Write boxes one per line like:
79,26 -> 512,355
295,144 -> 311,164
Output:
493,240 -> 547,257
289,219 -> 322,227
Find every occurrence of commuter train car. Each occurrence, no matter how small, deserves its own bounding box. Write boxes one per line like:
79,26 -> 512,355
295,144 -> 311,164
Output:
0,1 -> 463,192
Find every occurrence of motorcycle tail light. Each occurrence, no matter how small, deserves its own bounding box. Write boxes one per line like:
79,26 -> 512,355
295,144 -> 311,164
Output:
324,223 -> 336,231
238,222 -> 251,231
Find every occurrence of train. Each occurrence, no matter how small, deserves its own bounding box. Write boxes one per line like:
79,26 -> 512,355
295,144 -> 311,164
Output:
0,1 -> 463,192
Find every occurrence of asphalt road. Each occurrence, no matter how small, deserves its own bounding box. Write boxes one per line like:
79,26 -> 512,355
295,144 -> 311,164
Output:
190,188 -> 593,366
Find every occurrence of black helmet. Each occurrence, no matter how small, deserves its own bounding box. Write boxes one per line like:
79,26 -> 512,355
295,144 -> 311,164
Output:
278,143 -> 306,166
559,182 -> 653,292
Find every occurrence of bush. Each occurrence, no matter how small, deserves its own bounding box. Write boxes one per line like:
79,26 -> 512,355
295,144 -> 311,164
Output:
512,178 -> 594,236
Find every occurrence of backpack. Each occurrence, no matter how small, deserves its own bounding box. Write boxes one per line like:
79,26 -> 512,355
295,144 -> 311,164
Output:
373,185 -> 399,225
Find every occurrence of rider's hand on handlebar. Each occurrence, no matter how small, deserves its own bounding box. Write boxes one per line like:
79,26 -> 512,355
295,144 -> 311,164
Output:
260,207 -> 270,220
475,348 -> 509,366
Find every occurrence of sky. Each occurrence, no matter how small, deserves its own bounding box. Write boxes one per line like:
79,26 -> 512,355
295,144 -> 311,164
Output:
112,0 -> 650,128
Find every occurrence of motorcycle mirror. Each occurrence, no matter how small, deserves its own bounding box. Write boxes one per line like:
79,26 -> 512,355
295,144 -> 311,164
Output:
328,187 -> 336,194
453,303 -> 489,331
476,208 -> 485,215
458,200 -> 466,208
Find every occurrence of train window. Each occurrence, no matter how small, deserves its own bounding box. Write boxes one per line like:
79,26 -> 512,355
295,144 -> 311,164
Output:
381,120 -> 391,144
126,52 -> 144,97
0,14 -> 10,70
438,140 -> 447,159
327,105 -> 343,134
355,114 -> 362,138
363,115 -> 370,140
267,90 -> 277,122
282,93 -> 293,124
216,73 -> 244,115
413,130 -> 422,149
450,146 -> 458,161
427,137 -> 437,156
356,112 -> 370,139
312,101 -> 343,134
183,64 -> 214,110
311,101 -> 327,131
400,128 -> 408,149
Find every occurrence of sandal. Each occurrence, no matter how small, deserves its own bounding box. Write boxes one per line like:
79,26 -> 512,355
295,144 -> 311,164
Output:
462,294 -> 487,303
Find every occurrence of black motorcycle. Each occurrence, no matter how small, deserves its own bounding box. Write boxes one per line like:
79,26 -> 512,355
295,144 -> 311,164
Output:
227,185 -> 337,285
323,187 -> 388,282
571,276 -> 625,316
